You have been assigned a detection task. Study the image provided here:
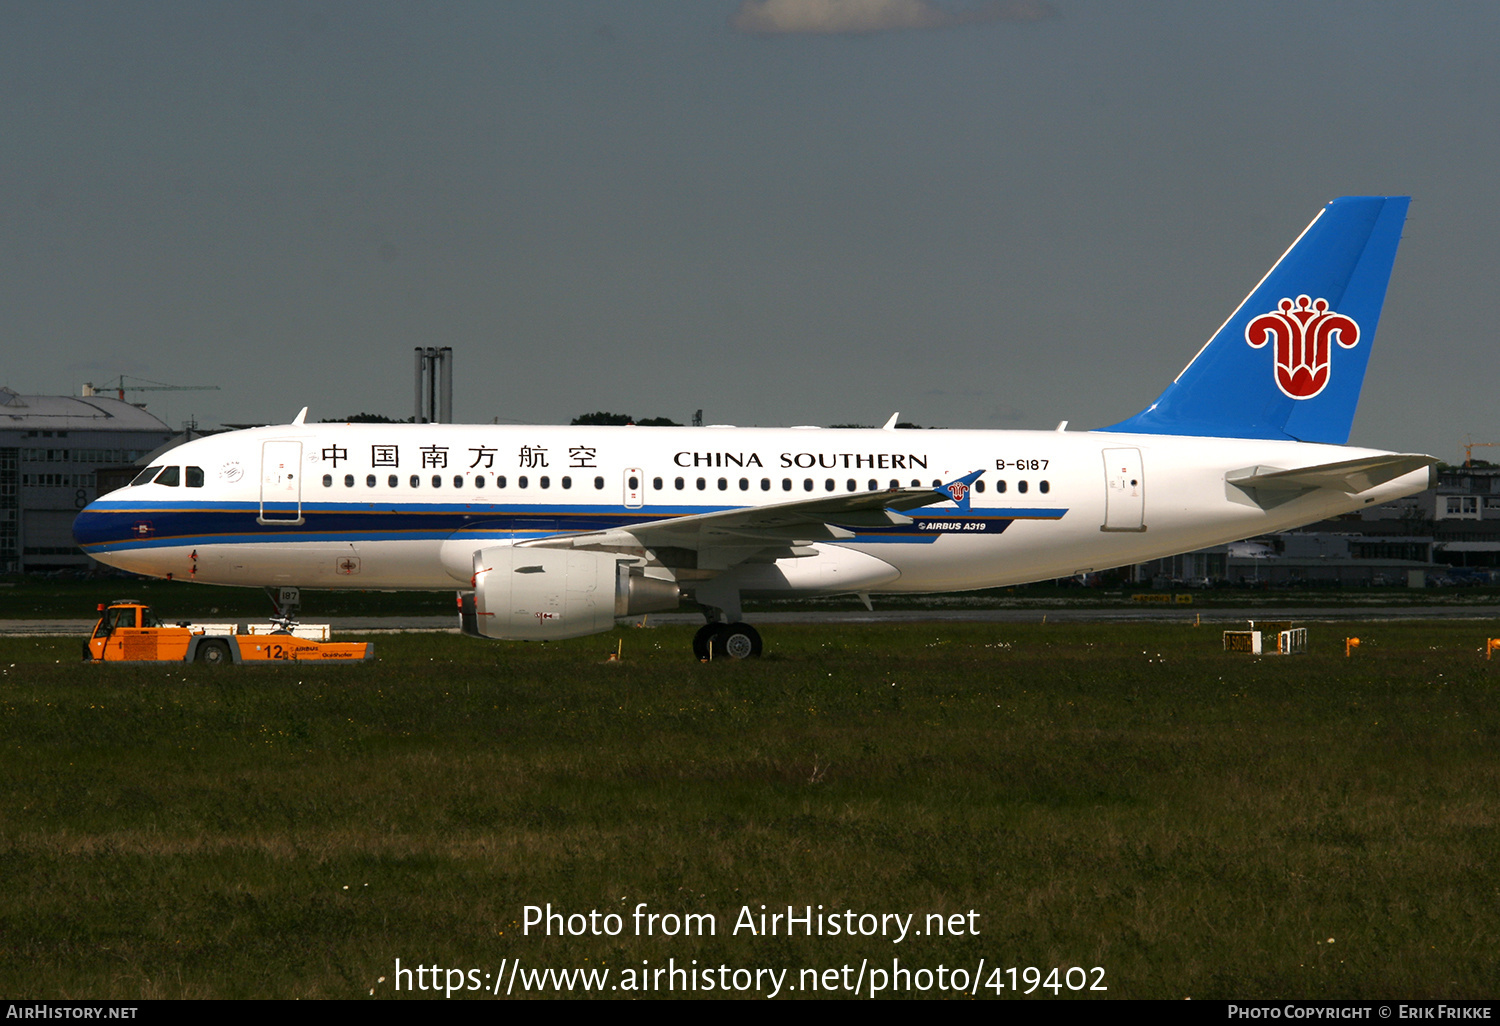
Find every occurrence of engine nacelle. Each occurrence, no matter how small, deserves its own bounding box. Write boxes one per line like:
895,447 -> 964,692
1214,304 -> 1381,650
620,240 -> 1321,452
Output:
464,547 -> 679,640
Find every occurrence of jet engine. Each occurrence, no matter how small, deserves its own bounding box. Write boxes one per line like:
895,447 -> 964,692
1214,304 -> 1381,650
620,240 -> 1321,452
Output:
461,546 -> 679,641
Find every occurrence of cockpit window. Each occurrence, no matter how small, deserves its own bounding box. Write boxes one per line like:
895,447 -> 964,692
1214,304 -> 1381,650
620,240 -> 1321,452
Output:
131,465 -> 165,486
185,466 -> 204,488
155,466 -> 181,487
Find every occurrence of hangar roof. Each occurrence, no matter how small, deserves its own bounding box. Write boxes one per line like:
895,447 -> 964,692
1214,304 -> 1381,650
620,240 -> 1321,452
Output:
0,388 -> 172,433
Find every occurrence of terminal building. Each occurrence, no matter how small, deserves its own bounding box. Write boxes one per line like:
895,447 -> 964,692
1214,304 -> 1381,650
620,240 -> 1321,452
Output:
1131,461 -> 1500,588
0,387 -> 176,573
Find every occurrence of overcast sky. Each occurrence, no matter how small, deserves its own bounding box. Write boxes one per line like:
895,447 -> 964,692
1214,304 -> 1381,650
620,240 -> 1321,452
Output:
4,1 -> 1496,460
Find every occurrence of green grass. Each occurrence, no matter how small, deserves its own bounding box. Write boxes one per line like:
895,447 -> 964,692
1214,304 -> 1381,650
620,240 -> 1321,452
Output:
0,575 -> 460,619
6,573 -> 1500,621
1,622 -> 1497,998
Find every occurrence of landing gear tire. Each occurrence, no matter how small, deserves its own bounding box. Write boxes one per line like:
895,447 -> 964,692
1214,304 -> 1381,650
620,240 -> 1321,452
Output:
195,640 -> 231,666
709,622 -> 762,660
692,624 -> 719,661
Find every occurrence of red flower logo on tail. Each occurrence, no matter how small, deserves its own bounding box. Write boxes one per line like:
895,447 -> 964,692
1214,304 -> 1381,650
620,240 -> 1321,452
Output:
1245,295 -> 1359,400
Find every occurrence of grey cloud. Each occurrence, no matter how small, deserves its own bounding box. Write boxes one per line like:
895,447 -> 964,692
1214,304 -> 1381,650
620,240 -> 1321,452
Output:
730,0 -> 1056,36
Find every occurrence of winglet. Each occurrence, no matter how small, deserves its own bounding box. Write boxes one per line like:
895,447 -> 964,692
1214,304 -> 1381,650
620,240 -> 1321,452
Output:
935,469 -> 986,513
291,407 -> 309,426
881,412 -> 900,431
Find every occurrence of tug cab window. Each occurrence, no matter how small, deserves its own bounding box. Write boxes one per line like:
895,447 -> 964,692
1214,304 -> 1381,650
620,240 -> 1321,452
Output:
104,607 -> 137,632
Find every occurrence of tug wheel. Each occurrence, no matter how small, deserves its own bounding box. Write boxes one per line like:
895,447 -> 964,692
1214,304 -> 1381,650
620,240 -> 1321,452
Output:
195,640 -> 231,666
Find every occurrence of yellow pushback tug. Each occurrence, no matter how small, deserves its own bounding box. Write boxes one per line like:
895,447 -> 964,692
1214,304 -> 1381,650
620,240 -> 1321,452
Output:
84,601 -> 373,665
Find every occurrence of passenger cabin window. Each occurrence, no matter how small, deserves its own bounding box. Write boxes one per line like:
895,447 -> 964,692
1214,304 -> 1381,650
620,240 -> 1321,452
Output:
323,474 -> 333,487
186,466 -> 204,488
410,475 -> 420,487
345,475 -> 355,487
432,475 -> 442,488
389,475 -> 399,487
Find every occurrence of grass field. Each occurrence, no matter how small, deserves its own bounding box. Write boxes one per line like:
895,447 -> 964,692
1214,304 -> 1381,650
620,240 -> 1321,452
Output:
1,621 -> 1497,999
6,573 -> 1500,620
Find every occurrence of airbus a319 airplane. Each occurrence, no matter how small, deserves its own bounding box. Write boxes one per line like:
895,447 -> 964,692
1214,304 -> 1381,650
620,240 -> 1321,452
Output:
75,196 -> 1434,659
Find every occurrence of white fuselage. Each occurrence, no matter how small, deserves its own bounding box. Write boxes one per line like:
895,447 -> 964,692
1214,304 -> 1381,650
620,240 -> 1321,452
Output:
74,423 -> 1432,598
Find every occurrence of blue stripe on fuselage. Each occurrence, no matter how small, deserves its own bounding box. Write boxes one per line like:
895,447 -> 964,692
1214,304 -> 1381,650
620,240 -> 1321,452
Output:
73,500 -> 1068,553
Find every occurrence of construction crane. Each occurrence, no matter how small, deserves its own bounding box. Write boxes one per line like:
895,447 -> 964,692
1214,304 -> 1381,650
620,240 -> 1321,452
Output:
84,376 -> 220,402
1461,434 -> 1499,468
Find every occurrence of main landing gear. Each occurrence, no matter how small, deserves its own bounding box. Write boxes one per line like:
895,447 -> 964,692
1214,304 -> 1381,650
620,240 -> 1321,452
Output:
692,621 -> 763,661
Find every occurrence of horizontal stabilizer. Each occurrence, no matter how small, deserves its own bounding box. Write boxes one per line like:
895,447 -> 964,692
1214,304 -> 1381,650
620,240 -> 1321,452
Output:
1226,453 -> 1435,509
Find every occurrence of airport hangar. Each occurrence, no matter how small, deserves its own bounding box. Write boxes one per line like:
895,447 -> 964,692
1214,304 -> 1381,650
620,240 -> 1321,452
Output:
0,387 -> 176,573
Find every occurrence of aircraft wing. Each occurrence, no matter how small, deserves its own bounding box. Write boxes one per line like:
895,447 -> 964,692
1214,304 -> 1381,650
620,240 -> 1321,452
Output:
1226,453 -> 1436,508
520,486 -> 949,564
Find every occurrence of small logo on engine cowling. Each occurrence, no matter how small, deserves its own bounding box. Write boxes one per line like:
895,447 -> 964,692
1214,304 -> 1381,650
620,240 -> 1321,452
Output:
1245,295 -> 1359,400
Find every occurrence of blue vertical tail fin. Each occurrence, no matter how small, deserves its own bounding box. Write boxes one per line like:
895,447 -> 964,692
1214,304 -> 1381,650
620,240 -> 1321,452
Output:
1101,196 -> 1409,444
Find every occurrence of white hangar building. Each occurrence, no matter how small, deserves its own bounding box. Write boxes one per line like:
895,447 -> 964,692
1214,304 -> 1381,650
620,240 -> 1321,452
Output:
0,388 -> 176,572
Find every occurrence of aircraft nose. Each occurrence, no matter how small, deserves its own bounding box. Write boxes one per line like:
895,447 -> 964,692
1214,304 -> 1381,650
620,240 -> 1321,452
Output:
72,499 -> 137,551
